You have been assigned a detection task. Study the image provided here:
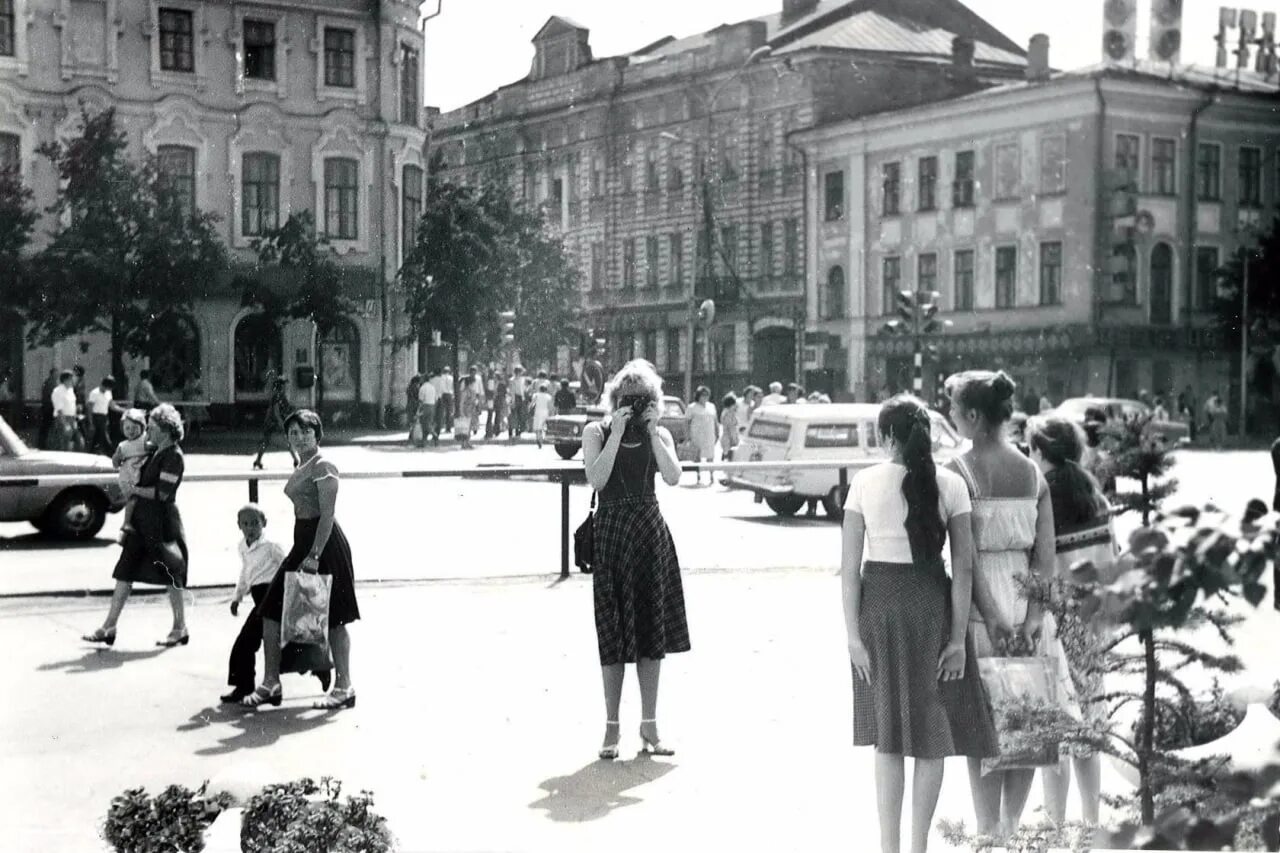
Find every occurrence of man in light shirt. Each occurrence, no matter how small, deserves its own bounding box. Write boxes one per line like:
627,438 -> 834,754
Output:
436,367 -> 455,438
509,366 -> 528,437
87,375 -> 120,455
761,381 -> 787,407
134,369 -> 161,413
417,373 -> 439,448
51,370 -> 81,451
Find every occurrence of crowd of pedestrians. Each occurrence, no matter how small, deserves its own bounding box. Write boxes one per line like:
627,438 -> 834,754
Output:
408,364 -> 578,449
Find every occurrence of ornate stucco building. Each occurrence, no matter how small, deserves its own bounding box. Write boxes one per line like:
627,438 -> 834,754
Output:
431,0 -> 1026,399
1,0 -> 427,425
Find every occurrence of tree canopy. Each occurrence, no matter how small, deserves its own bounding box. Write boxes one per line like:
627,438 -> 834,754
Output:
0,162 -> 36,307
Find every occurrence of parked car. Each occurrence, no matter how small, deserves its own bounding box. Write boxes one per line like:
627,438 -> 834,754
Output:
1051,397 -> 1190,446
545,396 -> 690,460
726,403 -> 966,518
0,416 -> 126,539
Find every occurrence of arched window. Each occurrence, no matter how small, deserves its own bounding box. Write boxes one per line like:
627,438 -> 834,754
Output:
157,145 -> 196,217
147,312 -> 200,396
821,265 -> 845,320
233,312 -> 282,400
401,164 -> 423,265
1150,242 -> 1173,325
319,319 -> 360,403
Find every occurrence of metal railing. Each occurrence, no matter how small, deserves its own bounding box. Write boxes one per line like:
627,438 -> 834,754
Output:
2,460 -> 868,578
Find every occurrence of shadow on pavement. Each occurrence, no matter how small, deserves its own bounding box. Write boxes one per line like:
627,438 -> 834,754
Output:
181,703 -> 339,756
0,534 -> 116,551
37,646 -> 168,673
725,515 -> 836,527
528,757 -> 676,822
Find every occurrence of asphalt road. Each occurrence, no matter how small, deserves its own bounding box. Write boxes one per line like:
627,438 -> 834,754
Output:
0,445 -> 1275,598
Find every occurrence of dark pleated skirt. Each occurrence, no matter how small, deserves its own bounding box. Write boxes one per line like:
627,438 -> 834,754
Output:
259,518 -> 360,628
853,559 -> 998,759
592,495 -> 690,665
112,499 -> 188,588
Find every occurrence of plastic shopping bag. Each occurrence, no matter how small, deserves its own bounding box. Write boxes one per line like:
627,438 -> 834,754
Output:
978,656 -> 1068,775
282,571 -> 332,653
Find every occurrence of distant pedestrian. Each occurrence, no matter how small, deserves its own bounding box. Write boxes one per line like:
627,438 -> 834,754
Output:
38,368 -> 57,449
134,369 -> 161,413
82,404 -> 190,648
1204,392 -> 1227,448
111,409 -> 149,539
416,372 -> 438,448
761,381 -> 786,407
456,375 -> 477,449
491,373 -> 509,438
688,386 -> 718,485
842,394 -> 995,853
252,376 -> 296,470
582,359 -> 688,759
1151,396 -> 1170,423
406,373 -> 422,428
785,383 -> 803,404
738,385 -> 762,431
87,375 -> 119,455
438,366 -> 456,437
468,366 -> 485,435
555,378 -> 576,415
51,370 -> 81,452
221,505 -> 287,705
509,366 -> 528,437
719,393 -> 740,462
1038,393 -> 1053,413
1179,386 -> 1198,443
531,381 -> 554,448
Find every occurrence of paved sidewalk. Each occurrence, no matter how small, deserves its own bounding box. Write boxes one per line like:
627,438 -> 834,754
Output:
0,569 -> 1168,853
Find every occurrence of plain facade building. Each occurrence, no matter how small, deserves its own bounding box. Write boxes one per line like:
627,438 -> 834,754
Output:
431,0 -> 1026,397
0,0 -> 427,425
796,59 -> 1280,417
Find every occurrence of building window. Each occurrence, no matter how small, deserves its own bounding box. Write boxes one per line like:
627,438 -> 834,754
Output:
994,142 -> 1020,200
1115,133 -> 1141,187
243,19 -> 275,80
0,132 -> 18,173
159,8 -> 194,72
645,235 -> 659,288
882,162 -> 901,216
824,171 -> 844,221
954,249 -> 974,310
242,153 -> 279,237
918,156 -> 937,211
157,145 -> 196,217
821,266 -> 845,320
402,164 -> 423,258
667,328 -> 681,374
1196,143 -> 1221,200
882,256 -> 901,316
1150,242 -> 1173,324
759,222 -> 774,278
1151,137 -> 1176,195
1039,134 -> 1067,194
645,155 -> 660,193
590,242 -> 604,289
719,224 -> 737,275
668,164 -> 683,193
712,326 -> 735,373
918,253 -> 937,296
622,239 -> 636,288
1039,241 -> 1062,306
234,313 -> 283,399
323,27 -> 356,88
669,234 -> 683,288
995,246 -> 1017,309
783,218 -> 799,275
1195,245 -> 1219,311
953,150 -> 975,207
323,157 -> 358,240
0,0 -> 14,57
1108,242 -> 1137,304
400,45 -> 419,125
590,160 -> 603,197
1239,146 -> 1262,207
643,330 -> 657,363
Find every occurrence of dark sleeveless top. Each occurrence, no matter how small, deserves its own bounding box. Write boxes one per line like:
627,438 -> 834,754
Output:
599,426 -> 656,507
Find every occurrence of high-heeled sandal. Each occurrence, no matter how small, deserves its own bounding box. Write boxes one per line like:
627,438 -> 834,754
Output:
313,687 -> 356,710
156,630 -> 189,648
82,627 -> 116,646
242,683 -> 282,708
639,719 -> 674,756
598,721 -> 620,761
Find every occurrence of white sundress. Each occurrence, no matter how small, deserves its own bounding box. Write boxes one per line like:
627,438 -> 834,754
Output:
952,455 -> 1081,721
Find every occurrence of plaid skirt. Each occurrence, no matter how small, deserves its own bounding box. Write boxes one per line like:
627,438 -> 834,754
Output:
592,495 -> 690,665
853,559 -> 998,759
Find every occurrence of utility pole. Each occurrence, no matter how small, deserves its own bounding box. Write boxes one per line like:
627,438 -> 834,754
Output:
881,289 -> 950,397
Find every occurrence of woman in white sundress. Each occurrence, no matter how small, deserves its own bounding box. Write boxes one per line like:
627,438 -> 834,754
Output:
944,370 -> 1079,840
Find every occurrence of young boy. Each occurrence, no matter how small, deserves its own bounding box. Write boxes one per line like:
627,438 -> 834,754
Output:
221,504 -> 287,704
111,409 -> 150,538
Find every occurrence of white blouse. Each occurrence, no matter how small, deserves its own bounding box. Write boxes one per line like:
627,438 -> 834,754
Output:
844,462 -> 971,563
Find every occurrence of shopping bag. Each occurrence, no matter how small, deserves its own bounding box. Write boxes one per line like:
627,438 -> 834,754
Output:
281,571 -> 332,653
978,655 -> 1067,774
410,419 -> 423,444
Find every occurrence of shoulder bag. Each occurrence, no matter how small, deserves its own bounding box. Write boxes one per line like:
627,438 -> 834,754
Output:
574,490 -> 597,573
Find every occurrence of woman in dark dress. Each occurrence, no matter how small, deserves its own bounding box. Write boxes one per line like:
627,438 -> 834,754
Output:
582,359 -> 688,760
243,409 -> 360,711
82,404 -> 190,647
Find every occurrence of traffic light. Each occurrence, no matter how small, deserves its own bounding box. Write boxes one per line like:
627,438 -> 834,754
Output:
498,310 -> 516,345
1101,0 -> 1137,63
895,290 -> 916,326
1147,0 -> 1183,64
594,334 -> 608,359
921,302 -> 952,335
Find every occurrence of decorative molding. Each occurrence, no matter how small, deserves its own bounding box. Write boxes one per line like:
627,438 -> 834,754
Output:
228,106 -> 294,249
0,89 -> 37,176
143,0 -> 211,92
389,130 -> 427,265
309,13 -> 369,105
142,97 -> 211,207
227,5 -> 291,100
0,0 -> 33,76
311,119 -> 373,255
52,0 -> 122,83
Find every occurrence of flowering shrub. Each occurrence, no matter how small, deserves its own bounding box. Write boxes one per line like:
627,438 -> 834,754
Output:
239,777 -> 393,853
102,783 -> 232,853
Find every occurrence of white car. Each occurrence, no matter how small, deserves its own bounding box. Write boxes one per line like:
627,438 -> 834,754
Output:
726,403 -> 965,518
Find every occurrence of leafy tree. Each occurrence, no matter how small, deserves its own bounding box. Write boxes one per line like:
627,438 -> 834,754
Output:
240,211 -> 359,417
0,162 -> 37,307
1212,215 -> 1280,355
1095,413 -> 1178,525
15,107 -> 227,394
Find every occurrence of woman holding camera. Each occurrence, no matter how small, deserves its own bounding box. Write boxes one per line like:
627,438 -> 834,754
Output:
582,359 -> 688,760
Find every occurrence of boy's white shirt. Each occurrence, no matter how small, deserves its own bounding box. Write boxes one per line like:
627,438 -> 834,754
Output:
235,537 -> 286,603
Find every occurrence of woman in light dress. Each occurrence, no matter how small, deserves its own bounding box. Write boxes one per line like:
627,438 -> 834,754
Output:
945,370 -> 1078,839
531,381 -> 555,448
687,385 -> 719,486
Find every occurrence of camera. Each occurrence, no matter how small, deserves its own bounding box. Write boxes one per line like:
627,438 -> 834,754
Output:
618,395 -> 650,418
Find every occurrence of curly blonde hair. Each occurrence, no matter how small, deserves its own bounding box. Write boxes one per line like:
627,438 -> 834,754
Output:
148,403 -> 185,442
603,359 -> 664,412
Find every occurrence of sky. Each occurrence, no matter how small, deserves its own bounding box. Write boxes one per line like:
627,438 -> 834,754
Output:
421,0 -> 1253,111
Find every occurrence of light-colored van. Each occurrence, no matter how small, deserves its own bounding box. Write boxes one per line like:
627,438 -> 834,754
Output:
725,403 -> 966,518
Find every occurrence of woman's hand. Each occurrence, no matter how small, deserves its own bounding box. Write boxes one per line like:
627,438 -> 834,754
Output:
641,402 -> 660,434
987,619 -> 1018,655
611,406 -> 632,435
1021,610 -> 1045,649
937,641 -> 966,681
301,555 -> 320,574
849,639 -> 872,683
